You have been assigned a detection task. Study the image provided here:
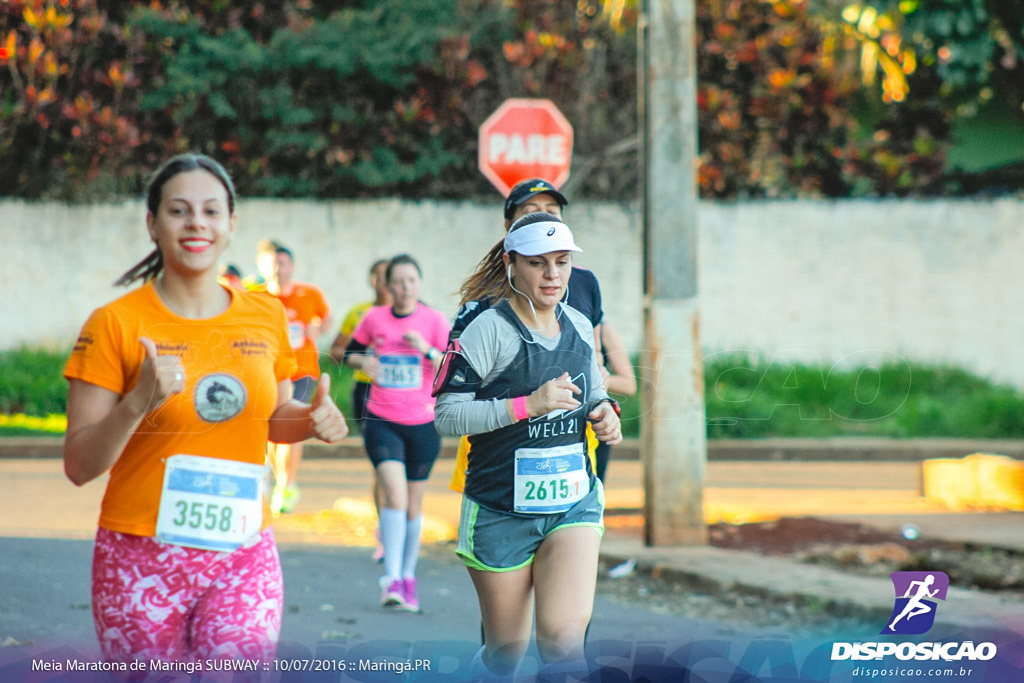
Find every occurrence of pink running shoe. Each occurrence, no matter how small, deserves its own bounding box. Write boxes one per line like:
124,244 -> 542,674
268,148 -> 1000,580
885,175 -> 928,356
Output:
400,577 -> 420,612
379,577 -> 404,607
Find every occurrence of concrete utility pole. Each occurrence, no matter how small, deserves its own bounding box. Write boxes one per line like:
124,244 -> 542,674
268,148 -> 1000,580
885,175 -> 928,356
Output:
638,0 -> 707,545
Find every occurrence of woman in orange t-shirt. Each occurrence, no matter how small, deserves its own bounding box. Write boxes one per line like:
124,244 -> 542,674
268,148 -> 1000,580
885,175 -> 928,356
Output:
62,154 -> 348,665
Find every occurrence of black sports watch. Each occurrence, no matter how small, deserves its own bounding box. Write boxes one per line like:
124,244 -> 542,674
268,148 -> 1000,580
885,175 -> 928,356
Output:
591,397 -> 621,417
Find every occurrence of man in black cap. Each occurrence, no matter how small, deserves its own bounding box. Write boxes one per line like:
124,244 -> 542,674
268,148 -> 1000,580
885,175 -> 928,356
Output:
453,178 -> 604,339
502,178 -> 568,229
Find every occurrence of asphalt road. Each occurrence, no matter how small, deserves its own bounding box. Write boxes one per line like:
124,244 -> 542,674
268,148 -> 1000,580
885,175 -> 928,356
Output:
3,456 -> 1019,682
0,533 -> 753,646
0,535 -> 778,682
0,457 -> 770,681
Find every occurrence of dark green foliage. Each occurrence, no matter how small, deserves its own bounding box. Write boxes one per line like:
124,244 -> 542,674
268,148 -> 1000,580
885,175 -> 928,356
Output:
131,0 -> 475,198
896,0 -> 999,96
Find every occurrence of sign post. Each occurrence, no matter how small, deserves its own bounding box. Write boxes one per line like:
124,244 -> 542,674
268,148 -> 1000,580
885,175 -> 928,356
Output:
478,98 -> 574,195
639,0 -> 707,546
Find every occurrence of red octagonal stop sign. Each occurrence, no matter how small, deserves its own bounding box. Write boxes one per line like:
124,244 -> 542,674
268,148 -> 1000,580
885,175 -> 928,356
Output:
478,98 -> 574,196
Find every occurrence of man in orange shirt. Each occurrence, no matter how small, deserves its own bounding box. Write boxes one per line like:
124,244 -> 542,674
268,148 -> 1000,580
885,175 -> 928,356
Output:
259,241 -> 333,514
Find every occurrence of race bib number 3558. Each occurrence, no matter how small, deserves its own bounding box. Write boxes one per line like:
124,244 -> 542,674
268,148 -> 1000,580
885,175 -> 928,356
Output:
155,455 -> 264,552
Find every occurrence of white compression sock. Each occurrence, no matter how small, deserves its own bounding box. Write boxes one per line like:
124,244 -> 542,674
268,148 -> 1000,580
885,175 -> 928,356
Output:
401,514 -> 422,578
379,507 -> 406,580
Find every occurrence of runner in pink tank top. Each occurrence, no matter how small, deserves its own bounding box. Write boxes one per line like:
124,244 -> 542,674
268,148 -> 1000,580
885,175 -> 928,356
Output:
354,301 -> 449,426
344,254 -> 451,612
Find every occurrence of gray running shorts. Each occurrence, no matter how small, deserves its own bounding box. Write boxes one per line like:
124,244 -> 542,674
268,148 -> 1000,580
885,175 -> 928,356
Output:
456,481 -> 604,572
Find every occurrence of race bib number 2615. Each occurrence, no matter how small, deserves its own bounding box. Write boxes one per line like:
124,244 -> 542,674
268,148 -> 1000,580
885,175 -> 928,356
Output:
513,443 -> 588,514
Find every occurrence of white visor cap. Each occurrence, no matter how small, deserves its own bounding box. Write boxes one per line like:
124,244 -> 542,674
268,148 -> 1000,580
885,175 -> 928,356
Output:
503,221 -> 582,256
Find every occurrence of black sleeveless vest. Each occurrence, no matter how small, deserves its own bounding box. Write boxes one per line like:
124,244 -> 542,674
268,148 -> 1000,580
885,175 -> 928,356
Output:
465,300 -> 595,514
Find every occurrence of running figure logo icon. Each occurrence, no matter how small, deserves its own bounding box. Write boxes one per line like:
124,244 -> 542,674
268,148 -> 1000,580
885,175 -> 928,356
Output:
194,373 -> 247,423
881,571 -> 949,635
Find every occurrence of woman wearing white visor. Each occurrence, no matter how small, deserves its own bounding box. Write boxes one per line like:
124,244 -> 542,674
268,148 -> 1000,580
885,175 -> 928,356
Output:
434,212 -> 622,680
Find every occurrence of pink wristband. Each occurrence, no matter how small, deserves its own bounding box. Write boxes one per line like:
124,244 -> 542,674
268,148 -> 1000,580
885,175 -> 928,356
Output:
512,396 -> 529,422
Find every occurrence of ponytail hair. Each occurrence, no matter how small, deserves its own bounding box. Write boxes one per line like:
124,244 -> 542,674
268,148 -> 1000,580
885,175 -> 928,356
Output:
113,249 -> 163,287
458,212 -> 564,307
114,154 -> 237,287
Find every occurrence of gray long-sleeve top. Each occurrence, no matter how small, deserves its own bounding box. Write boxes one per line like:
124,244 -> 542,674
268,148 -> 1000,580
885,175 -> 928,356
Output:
434,303 -> 608,436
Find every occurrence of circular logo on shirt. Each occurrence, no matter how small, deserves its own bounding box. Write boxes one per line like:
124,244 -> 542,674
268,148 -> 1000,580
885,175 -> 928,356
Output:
194,373 -> 247,423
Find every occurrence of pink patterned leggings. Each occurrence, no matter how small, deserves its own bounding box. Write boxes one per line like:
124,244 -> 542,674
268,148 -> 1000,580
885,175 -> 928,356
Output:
91,527 -> 283,663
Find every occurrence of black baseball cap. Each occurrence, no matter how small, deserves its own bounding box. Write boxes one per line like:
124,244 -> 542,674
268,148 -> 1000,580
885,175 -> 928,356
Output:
503,178 -> 568,220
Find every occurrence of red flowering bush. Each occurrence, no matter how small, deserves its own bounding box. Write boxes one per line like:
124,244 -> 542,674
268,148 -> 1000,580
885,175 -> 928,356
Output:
696,0 -> 949,198
0,0 -> 1015,200
0,1 -> 147,198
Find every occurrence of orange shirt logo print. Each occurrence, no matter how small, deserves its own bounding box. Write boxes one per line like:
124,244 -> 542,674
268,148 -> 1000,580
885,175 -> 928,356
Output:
231,339 -> 269,357
73,333 -> 95,355
194,374 -> 247,422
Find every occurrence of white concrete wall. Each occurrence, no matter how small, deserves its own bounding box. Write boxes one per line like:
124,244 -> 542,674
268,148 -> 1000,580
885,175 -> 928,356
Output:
697,199 -> 1024,387
1,198 -> 1022,387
